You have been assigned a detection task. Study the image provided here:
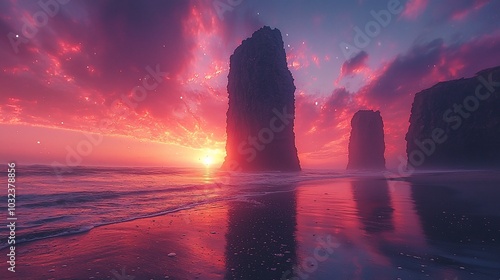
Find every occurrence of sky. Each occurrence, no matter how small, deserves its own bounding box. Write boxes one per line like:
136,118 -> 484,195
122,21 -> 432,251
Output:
1,0 -> 499,169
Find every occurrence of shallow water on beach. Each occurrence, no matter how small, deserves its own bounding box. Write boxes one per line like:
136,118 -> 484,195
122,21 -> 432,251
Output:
2,165 -> 233,247
1,166 -> 499,279
0,165 -> 387,247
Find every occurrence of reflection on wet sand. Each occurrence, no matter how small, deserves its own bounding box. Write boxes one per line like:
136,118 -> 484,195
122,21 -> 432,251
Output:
222,173 -> 500,279
351,178 -> 394,234
224,186 -> 297,279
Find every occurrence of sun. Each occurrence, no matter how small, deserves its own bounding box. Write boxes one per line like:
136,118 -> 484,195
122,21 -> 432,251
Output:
202,155 -> 214,167
198,148 -> 224,168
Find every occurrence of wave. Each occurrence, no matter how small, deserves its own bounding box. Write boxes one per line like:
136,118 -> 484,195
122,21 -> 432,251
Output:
2,165 -> 196,177
0,184 -> 298,249
1,165 -> 494,250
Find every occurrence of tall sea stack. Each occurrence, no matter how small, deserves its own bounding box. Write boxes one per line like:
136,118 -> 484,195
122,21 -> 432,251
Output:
347,110 -> 386,170
221,26 -> 301,171
406,66 -> 500,169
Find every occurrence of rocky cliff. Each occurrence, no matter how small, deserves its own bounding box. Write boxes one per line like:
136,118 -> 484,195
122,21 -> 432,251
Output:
221,26 -> 301,171
347,110 -> 386,170
406,66 -> 500,169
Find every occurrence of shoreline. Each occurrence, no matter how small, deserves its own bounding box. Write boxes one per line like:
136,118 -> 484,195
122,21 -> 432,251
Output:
1,172 -> 499,279
1,201 -> 230,279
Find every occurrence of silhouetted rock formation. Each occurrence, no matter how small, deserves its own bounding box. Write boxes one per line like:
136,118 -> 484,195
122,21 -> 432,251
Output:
406,66 -> 500,169
221,26 -> 301,171
347,110 -> 386,170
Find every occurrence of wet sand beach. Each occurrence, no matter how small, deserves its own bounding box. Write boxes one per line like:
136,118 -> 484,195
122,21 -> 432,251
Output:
2,171 -> 499,280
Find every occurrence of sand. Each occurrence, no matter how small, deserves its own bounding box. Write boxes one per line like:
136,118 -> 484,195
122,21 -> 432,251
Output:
1,203 -> 229,279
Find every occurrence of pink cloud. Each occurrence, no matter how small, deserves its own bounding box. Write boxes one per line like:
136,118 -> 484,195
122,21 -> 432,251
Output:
401,0 -> 428,20
427,0 -> 492,23
450,0 -> 489,21
339,51 -> 369,79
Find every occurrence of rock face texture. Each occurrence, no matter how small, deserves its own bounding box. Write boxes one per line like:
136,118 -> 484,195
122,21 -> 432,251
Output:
221,26 -> 301,171
347,110 -> 386,170
406,66 -> 500,169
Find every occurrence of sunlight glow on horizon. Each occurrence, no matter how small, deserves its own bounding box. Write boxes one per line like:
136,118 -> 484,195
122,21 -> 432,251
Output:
199,148 -> 225,168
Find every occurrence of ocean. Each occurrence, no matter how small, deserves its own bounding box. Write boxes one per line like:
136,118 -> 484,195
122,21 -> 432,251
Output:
1,166 -> 500,279
0,165 -> 366,249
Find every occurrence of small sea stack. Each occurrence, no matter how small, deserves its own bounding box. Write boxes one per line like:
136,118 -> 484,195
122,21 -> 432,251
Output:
347,110 -> 386,170
221,26 -> 301,171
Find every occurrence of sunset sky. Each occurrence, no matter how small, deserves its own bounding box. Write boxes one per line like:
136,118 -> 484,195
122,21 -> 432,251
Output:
1,0 -> 499,169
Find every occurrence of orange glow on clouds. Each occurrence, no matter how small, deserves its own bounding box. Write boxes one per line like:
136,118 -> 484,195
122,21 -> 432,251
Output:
1,1 -> 500,169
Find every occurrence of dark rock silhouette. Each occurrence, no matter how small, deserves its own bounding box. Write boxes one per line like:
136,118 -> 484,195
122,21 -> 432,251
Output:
406,66 -> 500,169
347,110 -> 386,170
221,26 -> 301,171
